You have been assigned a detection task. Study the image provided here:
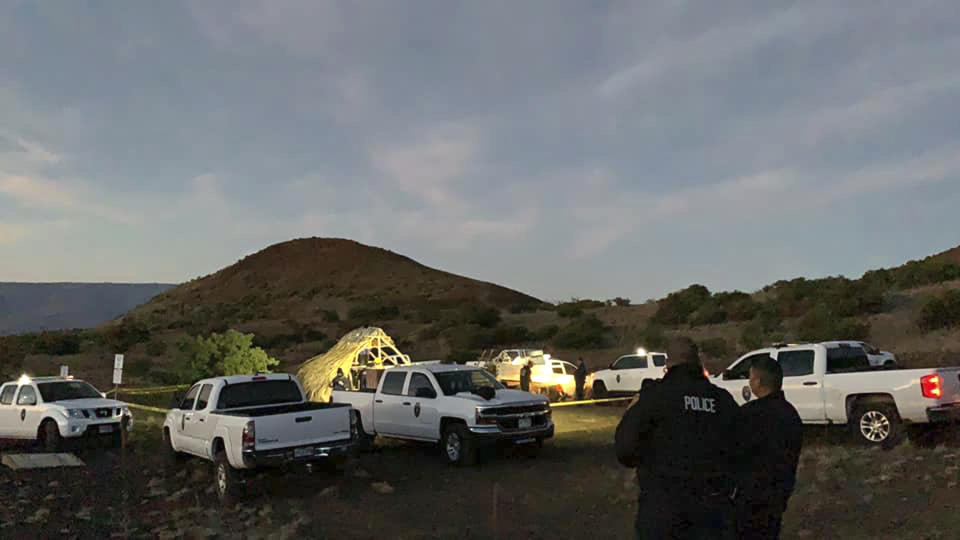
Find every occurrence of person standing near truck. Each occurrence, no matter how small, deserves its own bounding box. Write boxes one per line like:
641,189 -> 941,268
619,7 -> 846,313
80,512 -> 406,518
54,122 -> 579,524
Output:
331,368 -> 350,391
615,337 -> 740,539
735,355 -> 803,540
520,361 -> 533,392
574,358 -> 588,400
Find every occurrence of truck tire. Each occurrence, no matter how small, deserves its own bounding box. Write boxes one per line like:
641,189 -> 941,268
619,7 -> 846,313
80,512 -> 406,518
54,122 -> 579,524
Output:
39,420 -> 61,452
214,450 -> 243,505
163,428 -> 185,466
351,410 -> 375,452
592,381 -> 608,400
441,424 -> 476,466
851,402 -> 903,448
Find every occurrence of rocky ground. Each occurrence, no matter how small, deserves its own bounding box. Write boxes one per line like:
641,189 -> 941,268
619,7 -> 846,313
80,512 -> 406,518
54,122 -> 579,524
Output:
2,407 -> 960,539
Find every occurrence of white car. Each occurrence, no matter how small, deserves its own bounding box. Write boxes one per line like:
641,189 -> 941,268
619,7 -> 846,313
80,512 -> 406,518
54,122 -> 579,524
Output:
333,364 -> 553,465
714,343 -> 960,445
588,350 -> 670,398
0,376 -> 132,451
821,340 -> 897,368
162,374 -> 356,503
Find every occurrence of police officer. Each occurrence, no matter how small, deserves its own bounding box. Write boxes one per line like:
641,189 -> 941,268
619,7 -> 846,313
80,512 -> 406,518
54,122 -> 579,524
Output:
331,368 -> 350,391
574,358 -> 588,400
615,337 -> 740,539
519,360 -> 533,392
735,355 -> 803,540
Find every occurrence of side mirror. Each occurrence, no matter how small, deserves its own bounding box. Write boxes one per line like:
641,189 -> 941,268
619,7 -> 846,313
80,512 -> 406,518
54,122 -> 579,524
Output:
415,387 -> 437,399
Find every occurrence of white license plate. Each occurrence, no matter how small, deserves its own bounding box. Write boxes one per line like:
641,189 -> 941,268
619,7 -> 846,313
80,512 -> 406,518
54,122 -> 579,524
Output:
519,417 -> 532,429
294,447 -> 314,458
98,425 -> 113,434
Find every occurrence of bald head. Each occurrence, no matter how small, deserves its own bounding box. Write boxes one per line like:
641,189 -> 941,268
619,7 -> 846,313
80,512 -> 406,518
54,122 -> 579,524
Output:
664,337 -> 701,368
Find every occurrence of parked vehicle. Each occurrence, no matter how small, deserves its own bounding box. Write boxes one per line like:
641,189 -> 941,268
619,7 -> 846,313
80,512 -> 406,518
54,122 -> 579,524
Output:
587,349 -> 670,398
0,375 -> 132,451
162,374 -> 356,503
821,340 -> 897,368
471,349 -> 574,399
714,343 -> 960,445
333,364 -> 553,465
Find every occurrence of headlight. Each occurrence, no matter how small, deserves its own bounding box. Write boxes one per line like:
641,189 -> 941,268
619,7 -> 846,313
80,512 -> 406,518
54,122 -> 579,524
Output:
67,409 -> 85,419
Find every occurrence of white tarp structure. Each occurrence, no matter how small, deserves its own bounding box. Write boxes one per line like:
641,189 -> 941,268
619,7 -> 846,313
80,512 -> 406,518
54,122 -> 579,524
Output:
297,327 -> 410,402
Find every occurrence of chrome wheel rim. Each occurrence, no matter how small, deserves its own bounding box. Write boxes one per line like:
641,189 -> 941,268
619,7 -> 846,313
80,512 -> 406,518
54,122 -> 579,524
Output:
446,433 -> 461,462
859,411 -> 890,442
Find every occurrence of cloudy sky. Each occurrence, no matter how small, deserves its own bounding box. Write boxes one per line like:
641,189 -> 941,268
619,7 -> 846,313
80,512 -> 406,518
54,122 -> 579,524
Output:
1,1 -> 959,302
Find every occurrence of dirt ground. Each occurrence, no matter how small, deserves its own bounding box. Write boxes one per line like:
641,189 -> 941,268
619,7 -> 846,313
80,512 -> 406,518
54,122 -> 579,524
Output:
3,406 -> 960,540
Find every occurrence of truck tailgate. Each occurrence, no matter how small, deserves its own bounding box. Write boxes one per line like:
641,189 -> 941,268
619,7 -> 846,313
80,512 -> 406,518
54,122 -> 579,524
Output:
934,368 -> 960,405
253,403 -> 352,451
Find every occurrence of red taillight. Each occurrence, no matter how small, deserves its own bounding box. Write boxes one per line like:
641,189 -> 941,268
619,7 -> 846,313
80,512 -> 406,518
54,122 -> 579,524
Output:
703,368 -> 711,378
921,374 -> 942,399
242,421 -> 256,451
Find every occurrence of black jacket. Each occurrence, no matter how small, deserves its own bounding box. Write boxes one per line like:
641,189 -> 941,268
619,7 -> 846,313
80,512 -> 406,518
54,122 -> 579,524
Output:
735,391 -> 803,506
615,364 -> 740,491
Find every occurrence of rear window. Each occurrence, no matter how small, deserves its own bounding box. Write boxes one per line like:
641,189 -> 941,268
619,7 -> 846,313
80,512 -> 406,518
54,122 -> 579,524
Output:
651,354 -> 667,367
615,355 -> 647,369
778,350 -> 816,377
216,380 -> 303,409
826,347 -> 871,374
36,381 -> 102,402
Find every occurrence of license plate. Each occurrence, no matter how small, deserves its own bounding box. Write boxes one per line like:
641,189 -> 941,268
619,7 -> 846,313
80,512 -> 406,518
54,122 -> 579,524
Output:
98,425 -> 113,434
294,447 -> 314,458
519,417 -> 532,429
515,438 -> 535,445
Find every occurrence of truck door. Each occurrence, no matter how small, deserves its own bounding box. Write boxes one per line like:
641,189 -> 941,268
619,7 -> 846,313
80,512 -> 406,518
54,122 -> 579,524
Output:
182,384 -> 216,457
14,385 -> 41,439
171,384 -> 201,455
774,348 -> 826,422
0,384 -> 18,438
373,371 -> 409,437
401,372 -> 441,440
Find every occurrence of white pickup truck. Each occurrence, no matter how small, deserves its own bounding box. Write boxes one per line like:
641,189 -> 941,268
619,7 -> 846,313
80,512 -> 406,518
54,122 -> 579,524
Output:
333,364 -> 554,465
0,375 -> 132,451
714,343 -> 960,445
162,374 -> 356,503
588,350 -> 670,398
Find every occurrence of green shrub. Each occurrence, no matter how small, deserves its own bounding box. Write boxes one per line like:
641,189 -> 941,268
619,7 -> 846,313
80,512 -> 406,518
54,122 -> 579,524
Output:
146,340 -> 168,357
553,315 -> 610,349
101,320 -> 151,352
31,331 -> 82,356
556,303 -> 584,318
918,290 -> 960,331
699,337 -> 730,359
491,326 -> 534,345
640,322 -> 667,349
535,325 -> 560,340
740,322 -> 765,351
653,285 -> 711,325
173,330 -> 278,383
796,304 -> 870,342
610,297 -> 631,307
465,306 -> 502,328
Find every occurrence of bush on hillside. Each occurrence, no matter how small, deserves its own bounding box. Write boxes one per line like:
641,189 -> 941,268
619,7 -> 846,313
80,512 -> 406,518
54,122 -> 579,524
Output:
796,304 -> 870,342
556,303 -> 584,318
173,330 -> 278,383
101,320 -> 151,352
347,303 -> 400,323
31,331 -> 83,356
465,306 -> 502,328
918,290 -> 960,331
640,322 -> 667,349
535,325 -> 560,340
553,315 -> 610,349
609,297 -> 631,307
508,302 -> 540,314
145,340 -> 168,357
653,285 -> 711,326
699,337 -> 730,360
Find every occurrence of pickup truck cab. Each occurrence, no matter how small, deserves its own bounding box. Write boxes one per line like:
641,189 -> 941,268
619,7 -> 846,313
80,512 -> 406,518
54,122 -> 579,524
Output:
162,374 -> 356,502
715,343 -> 960,445
333,364 -> 554,465
588,350 -> 669,398
0,375 -> 132,451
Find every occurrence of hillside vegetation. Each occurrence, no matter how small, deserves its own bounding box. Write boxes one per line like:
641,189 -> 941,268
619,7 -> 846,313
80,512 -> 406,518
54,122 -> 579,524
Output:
2,239 -> 959,386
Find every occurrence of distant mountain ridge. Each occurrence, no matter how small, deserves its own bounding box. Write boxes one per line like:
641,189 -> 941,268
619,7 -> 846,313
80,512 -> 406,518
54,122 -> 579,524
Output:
0,282 -> 175,335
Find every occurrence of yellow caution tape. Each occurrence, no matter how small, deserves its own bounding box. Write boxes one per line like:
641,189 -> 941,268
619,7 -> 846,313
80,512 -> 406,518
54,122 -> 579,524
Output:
550,397 -> 634,407
125,402 -> 171,414
119,385 -> 190,395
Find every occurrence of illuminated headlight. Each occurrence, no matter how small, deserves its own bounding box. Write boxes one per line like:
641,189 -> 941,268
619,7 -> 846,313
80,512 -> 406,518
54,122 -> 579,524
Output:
67,409 -> 85,419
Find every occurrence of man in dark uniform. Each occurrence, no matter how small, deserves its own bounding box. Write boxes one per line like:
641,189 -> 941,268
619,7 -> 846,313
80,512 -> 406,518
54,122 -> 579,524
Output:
736,355 -> 803,540
331,368 -> 350,391
574,358 -> 588,400
519,361 -> 533,392
616,337 -> 740,540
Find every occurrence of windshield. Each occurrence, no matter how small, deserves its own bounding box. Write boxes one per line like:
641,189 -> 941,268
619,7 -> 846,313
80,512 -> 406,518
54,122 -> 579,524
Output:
36,381 -> 102,402
216,380 -> 303,409
434,370 -> 504,396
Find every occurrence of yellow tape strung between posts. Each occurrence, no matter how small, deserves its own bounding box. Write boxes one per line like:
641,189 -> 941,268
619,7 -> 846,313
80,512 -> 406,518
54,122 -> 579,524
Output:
120,384 -> 189,395
126,402 -> 171,414
550,396 -> 634,407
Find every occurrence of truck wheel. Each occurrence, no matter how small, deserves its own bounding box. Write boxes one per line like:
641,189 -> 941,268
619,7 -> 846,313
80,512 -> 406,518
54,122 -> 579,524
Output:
592,381 -> 607,400
441,424 -> 476,466
851,403 -> 903,447
214,450 -> 243,505
39,420 -> 62,452
351,410 -> 375,452
163,428 -> 185,466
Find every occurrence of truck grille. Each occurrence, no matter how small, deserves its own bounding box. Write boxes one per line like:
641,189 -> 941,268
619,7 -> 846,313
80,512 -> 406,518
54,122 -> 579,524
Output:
94,408 -> 112,418
477,402 -> 550,432
480,404 -> 549,416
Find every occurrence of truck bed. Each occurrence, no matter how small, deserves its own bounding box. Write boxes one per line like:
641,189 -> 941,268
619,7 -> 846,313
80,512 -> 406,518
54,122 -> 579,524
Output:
214,401 -> 350,417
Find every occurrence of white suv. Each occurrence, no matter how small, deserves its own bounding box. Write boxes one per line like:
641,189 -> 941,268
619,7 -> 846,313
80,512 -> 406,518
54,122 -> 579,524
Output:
588,350 -> 669,398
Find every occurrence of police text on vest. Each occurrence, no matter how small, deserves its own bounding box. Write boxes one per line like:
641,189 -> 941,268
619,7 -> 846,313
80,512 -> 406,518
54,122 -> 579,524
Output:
683,396 -> 716,413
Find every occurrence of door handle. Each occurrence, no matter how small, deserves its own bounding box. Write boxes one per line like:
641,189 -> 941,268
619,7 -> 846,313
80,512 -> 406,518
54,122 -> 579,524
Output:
803,382 -> 818,386
402,402 -> 411,406
198,418 -> 205,422
375,399 -> 383,403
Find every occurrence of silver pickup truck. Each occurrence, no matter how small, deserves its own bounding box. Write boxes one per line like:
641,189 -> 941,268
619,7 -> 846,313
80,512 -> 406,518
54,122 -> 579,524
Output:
162,374 -> 356,503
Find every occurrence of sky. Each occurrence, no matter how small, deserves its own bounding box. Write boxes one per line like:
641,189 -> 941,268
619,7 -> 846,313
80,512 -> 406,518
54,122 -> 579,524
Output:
1,1 -> 959,303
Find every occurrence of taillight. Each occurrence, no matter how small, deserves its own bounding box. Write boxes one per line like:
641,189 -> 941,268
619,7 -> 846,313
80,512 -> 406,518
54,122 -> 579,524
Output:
921,374 -> 942,399
703,368 -> 711,378
241,421 -> 256,451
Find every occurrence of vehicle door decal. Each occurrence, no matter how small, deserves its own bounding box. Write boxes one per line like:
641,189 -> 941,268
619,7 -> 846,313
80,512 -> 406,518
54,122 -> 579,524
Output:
741,386 -> 752,401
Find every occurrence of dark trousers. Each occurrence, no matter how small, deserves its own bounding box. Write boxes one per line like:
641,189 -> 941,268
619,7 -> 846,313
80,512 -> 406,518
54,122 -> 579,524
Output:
635,487 -> 735,540
737,500 -> 784,540
575,379 -> 585,400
